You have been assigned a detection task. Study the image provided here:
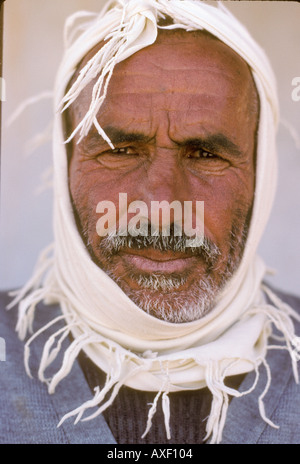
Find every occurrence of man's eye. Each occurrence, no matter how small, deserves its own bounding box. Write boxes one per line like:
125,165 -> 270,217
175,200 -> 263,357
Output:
187,148 -> 217,159
111,147 -> 138,156
94,145 -> 142,169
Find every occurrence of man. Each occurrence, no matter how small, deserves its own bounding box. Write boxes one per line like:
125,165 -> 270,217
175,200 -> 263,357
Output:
1,0 -> 300,444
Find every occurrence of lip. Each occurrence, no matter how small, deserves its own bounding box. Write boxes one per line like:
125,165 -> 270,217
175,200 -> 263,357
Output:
119,249 -> 198,273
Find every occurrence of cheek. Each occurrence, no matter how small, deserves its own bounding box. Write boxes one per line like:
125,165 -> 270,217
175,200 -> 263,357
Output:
191,170 -> 254,245
69,158 -> 100,232
69,152 -> 255,253
69,158 -> 131,239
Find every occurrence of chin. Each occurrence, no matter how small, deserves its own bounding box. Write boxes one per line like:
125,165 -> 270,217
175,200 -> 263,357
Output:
114,272 -> 220,323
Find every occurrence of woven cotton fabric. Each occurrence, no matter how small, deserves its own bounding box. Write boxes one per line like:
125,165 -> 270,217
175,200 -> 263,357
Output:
9,0 -> 300,444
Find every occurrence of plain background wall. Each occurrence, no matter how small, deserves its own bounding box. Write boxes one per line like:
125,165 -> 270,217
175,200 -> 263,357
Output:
1,1 -> 300,296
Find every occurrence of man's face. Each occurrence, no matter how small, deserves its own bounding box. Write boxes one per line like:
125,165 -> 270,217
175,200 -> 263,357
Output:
68,30 -> 258,323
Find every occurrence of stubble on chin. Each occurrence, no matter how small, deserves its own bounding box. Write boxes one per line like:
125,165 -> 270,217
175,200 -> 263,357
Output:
92,224 -> 248,323
72,200 -> 251,323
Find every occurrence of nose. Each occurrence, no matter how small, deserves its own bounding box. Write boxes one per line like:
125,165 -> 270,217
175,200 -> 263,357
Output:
136,145 -> 192,230
143,144 -> 191,196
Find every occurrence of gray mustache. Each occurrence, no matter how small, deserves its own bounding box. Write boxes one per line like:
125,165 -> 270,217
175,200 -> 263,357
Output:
99,223 -> 221,268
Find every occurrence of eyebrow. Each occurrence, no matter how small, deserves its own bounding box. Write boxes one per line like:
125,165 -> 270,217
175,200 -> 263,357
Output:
82,126 -> 242,158
81,126 -> 154,153
179,134 -> 242,158
104,128 -> 242,157
103,126 -> 154,145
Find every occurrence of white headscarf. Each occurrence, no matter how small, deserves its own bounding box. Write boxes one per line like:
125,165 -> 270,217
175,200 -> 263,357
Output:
9,0 -> 300,444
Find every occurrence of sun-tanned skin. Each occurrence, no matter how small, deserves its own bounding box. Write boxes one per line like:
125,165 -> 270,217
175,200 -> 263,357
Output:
67,30 -> 259,323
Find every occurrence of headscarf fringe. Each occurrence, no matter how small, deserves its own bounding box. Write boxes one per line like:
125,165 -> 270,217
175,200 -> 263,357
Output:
6,244 -> 61,341
141,361 -> 171,440
61,1 -> 159,145
203,360 -> 232,444
9,277 -> 300,443
141,379 -> 170,440
6,91 -> 53,128
7,244 -> 55,309
6,0 -> 299,445
202,356 -> 277,444
257,357 -> 279,429
57,354 -> 146,427
24,120 -> 54,158
251,284 -> 300,383
48,332 -> 104,394
202,286 -> 300,444
24,314 -> 73,379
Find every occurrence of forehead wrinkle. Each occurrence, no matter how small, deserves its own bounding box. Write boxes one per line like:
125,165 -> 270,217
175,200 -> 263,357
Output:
113,65 -> 241,77
70,26 -> 257,105
107,67 -> 244,98
68,29 -> 259,152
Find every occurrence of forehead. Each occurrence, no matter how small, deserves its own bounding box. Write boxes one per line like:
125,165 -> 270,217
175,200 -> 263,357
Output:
116,29 -> 251,81
70,29 -> 257,136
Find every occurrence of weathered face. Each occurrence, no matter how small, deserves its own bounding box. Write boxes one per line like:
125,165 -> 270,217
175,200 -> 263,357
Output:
68,30 -> 258,323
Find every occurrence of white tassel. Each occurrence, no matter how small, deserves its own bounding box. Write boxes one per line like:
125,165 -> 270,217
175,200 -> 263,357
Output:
6,0 -> 299,446
24,314 -> 71,378
204,361 -> 229,444
57,354 -> 144,426
6,91 -> 53,128
82,364 -> 145,422
141,388 -> 162,439
24,120 -> 54,158
262,284 -> 300,322
35,166 -> 54,195
7,244 -> 55,309
203,359 -> 262,444
60,2 -> 158,146
162,391 -> 171,440
142,362 -> 171,439
63,11 -> 99,49
37,323 -> 76,384
48,332 -> 99,393
250,285 -> 300,383
58,355 -> 127,426
257,357 -> 279,429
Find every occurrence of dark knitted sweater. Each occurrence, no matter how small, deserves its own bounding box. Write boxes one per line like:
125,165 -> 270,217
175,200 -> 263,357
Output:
79,353 -> 244,444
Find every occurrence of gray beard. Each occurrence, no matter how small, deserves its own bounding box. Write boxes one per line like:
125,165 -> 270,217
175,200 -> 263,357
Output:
95,220 -> 249,323
118,272 -> 219,323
